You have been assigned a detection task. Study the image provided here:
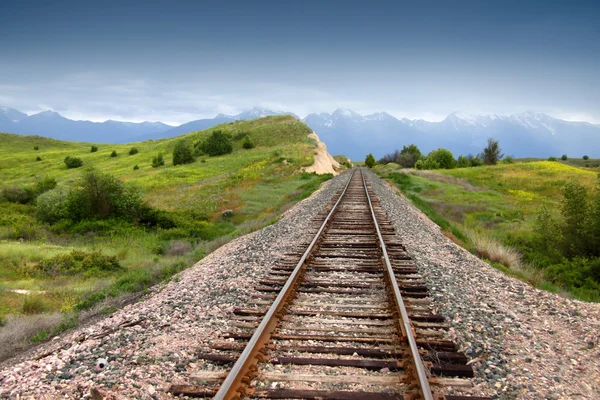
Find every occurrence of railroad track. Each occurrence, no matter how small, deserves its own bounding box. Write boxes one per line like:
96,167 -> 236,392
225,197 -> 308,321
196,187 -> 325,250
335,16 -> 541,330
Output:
169,168 -> 491,400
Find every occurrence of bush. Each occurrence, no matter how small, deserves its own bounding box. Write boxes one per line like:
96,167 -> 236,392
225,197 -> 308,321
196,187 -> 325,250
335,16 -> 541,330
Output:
33,146 -> 39,151
424,148 -> 455,169
561,154 -> 568,161
36,156 -> 42,161
36,250 -> 123,277
548,156 -> 558,161
22,295 -> 50,314
583,155 -> 589,160
502,156 -> 514,164
242,135 -> 256,149
414,160 -> 424,170
35,176 -> 57,195
456,155 -> 471,168
36,187 -> 70,223
468,154 -> 484,167
365,153 -> 376,168
129,147 -> 139,155
152,153 -> 165,168
67,169 -> 144,221
110,150 -> 118,158
90,145 -> 98,153
133,165 -> 139,170
1,186 -> 35,204
64,156 -> 83,169
173,140 -> 196,165
199,130 -> 233,157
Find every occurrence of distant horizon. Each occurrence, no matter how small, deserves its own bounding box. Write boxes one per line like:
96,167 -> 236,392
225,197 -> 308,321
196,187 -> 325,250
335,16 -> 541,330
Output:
2,105 -> 599,126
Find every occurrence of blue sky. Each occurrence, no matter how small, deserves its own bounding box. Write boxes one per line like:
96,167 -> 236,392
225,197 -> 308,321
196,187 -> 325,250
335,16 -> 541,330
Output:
1,0 -> 599,124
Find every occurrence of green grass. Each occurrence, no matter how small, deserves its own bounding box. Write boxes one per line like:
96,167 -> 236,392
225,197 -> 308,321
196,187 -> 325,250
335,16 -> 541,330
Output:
374,161 -> 600,302
0,116 -> 333,351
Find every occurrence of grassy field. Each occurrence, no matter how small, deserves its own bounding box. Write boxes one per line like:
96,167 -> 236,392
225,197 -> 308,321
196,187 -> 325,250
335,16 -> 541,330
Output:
373,161 -> 600,301
0,116 -> 333,355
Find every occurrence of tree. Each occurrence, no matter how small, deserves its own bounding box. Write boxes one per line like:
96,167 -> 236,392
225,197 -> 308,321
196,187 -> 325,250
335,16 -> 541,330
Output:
561,154 -> 568,161
200,130 -> 233,156
365,153 -> 376,168
90,145 -> 98,153
560,181 -> 591,257
110,150 -> 118,158
467,154 -> 484,167
583,155 -> 589,160
424,148 -> 455,169
398,144 -> 422,168
242,135 -> 255,149
173,140 -> 196,165
482,138 -> 503,165
129,147 -> 139,155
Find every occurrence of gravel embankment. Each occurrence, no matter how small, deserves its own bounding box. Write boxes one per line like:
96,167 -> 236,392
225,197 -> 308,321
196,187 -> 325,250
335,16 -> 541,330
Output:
0,172 -> 351,399
364,169 -> 600,400
1,169 -> 599,400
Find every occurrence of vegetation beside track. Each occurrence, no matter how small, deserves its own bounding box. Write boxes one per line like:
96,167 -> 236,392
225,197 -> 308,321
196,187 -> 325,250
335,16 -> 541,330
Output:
0,116 -> 334,358
373,161 -> 600,302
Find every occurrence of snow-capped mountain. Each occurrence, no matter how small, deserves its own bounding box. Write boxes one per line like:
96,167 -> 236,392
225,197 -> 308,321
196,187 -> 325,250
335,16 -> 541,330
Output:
302,110 -> 600,159
0,107 -> 172,143
1,105 -> 598,159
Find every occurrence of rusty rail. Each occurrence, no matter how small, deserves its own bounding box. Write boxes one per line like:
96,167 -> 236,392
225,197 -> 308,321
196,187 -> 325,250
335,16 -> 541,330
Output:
213,169 -> 357,400
360,168 -> 434,400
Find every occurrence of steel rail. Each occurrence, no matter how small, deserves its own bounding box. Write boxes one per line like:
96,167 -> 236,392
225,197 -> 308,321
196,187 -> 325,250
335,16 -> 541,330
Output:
214,168 -> 357,400
360,168 -> 434,400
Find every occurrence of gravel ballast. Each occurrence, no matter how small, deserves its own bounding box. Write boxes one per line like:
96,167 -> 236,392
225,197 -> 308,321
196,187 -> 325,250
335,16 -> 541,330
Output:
1,169 -> 599,399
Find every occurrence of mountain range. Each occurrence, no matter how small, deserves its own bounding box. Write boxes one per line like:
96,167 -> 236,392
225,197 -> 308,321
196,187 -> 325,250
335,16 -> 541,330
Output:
1,106 -> 599,159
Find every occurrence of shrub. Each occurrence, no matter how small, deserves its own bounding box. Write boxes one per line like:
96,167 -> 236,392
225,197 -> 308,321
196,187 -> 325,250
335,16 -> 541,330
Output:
64,156 -> 83,168
199,130 -> 233,156
424,148 -> 455,169
365,153 -> 376,168
242,135 -> 256,149
583,155 -> 589,160
35,176 -> 57,195
110,150 -> 118,158
129,147 -> 139,155
468,154 -> 484,167
561,154 -> 568,161
414,160 -> 424,170
173,140 -> 196,165
33,146 -> 39,150
560,180 -> 592,257
22,295 -> 50,314
152,153 -> 165,167
1,186 -> 35,204
482,138 -> 503,165
166,240 -> 191,256
36,156 -> 42,161
90,145 -> 98,153
133,165 -> 139,170
36,187 -> 70,223
456,155 -> 471,168
548,156 -> 558,161
68,169 -> 144,221
36,250 -> 123,277
502,156 -> 514,164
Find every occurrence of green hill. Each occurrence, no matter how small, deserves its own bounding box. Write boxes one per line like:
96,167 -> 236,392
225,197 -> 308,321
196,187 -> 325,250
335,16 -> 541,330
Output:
0,116 -> 331,356
374,161 -> 600,302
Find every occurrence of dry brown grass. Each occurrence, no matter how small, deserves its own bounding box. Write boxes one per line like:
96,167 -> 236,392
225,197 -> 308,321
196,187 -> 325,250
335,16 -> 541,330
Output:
467,230 -> 522,269
166,240 -> 192,256
0,312 -> 62,361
